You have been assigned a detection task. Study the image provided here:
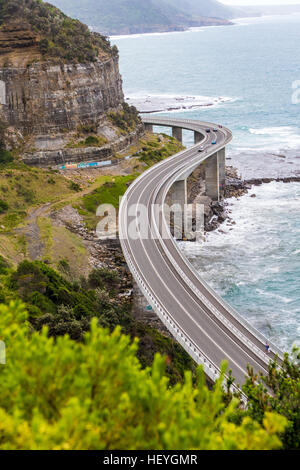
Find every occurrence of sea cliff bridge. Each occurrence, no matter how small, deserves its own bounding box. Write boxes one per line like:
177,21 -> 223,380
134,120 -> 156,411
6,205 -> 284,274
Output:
119,116 -> 283,393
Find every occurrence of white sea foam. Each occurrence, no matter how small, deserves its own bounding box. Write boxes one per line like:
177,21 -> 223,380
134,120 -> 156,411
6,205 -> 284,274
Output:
245,126 -> 300,151
125,93 -> 234,114
249,126 -> 294,136
180,182 -> 300,352
110,28 -> 206,40
112,14 -> 300,352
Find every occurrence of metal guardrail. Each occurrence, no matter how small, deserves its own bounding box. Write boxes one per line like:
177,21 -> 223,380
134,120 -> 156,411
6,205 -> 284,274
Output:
157,148 -> 283,360
120,220 -> 247,402
144,116 -> 282,358
119,116 -> 283,397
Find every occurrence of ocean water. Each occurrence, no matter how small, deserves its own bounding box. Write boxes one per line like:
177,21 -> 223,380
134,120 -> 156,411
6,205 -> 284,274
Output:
112,14 -> 300,352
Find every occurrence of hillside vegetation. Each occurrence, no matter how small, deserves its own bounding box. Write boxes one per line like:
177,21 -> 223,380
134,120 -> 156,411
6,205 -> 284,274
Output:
163,0 -> 240,19
0,0 -> 116,62
0,257 -> 198,385
0,132 -> 195,385
0,148 -> 299,449
51,0 -> 241,35
0,301 -> 288,450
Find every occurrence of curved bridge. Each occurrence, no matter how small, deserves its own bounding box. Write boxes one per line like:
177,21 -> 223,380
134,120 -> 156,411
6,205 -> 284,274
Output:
119,116 -> 283,392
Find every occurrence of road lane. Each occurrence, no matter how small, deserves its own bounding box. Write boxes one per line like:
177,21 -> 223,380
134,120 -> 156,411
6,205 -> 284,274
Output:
119,117 -> 283,389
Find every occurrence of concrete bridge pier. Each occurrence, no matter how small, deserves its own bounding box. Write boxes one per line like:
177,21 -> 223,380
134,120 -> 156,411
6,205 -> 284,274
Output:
218,147 -> 226,199
205,148 -> 226,201
144,123 -> 153,133
172,126 -> 183,143
169,179 -> 187,240
194,131 -> 203,144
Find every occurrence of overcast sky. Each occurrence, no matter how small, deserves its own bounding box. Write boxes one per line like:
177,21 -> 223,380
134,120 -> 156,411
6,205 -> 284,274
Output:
222,0 -> 300,5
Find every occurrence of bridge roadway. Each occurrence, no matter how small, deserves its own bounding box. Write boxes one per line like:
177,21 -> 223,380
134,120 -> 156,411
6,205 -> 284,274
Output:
119,116 -> 283,391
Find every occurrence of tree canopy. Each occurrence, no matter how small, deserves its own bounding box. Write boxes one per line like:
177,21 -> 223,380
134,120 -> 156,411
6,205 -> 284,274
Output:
0,0 -> 116,62
0,301 -> 287,450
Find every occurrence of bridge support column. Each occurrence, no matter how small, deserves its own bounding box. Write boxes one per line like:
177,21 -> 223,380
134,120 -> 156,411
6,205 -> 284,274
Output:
205,148 -> 226,202
218,147 -> 226,200
172,126 -> 183,143
144,123 -> 153,133
194,131 -> 203,144
169,179 -> 187,240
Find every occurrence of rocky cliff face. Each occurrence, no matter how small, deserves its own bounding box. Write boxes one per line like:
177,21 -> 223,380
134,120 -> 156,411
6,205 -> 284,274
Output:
0,21 -> 40,64
1,55 -> 123,135
0,14 -> 142,165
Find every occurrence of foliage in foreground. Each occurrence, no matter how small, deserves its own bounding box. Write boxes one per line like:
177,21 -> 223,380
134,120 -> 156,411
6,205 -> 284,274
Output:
0,260 -> 131,340
243,350 -> 300,450
0,301 -> 287,450
0,260 -> 196,385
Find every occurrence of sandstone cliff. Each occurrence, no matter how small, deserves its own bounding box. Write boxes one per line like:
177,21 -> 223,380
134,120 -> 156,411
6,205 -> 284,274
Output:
0,1 -> 143,165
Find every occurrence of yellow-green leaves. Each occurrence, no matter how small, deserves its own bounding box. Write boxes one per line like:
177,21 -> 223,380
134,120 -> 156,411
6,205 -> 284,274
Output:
0,301 -> 287,450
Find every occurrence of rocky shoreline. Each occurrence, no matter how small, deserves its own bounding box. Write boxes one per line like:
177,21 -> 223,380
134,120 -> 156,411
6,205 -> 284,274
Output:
199,166 -> 300,234
47,163 -> 300,338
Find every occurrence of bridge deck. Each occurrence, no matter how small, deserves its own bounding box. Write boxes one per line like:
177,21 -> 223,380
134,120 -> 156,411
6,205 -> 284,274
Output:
119,116 -> 283,390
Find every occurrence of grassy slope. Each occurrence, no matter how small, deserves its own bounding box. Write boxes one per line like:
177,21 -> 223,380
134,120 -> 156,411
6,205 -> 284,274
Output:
0,170 -> 93,276
0,135 -> 193,384
0,164 -> 75,231
0,134 -> 183,263
76,133 -> 184,230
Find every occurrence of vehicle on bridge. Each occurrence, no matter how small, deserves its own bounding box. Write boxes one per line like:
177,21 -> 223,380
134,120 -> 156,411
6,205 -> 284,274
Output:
198,146 -> 205,152
124,116 -> 283,390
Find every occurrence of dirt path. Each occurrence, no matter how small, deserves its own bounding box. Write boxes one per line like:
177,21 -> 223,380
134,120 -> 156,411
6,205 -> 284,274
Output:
19,203 -> 51,260
16,184 -> 98,261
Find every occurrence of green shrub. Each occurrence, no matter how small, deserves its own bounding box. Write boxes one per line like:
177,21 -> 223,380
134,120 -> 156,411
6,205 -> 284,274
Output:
133,135 -> 184,168
242,349 -> 300,450
66,135 -> 108,148
82,175 -> 135,212
0,150 -> 13,166
84,136 -> 100,146
88,268 -> 120,290
69,181 -> 81,192
0,199 -> 8,213
0,301 -> 287,450
15,184 -> 35,203
58,259 -> 70,273
0,0 -> 116,63
0,255 -> 9,274
108,102 -> 141,132
7,260 -> 131,339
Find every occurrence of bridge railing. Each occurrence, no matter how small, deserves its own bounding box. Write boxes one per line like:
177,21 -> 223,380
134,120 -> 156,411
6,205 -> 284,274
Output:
119,116 -> 282,398
144,116 -> 283,360
120,230 -> 247,403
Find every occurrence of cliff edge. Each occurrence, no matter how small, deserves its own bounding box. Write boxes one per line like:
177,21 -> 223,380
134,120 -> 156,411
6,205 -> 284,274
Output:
0,0 -> 143,165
